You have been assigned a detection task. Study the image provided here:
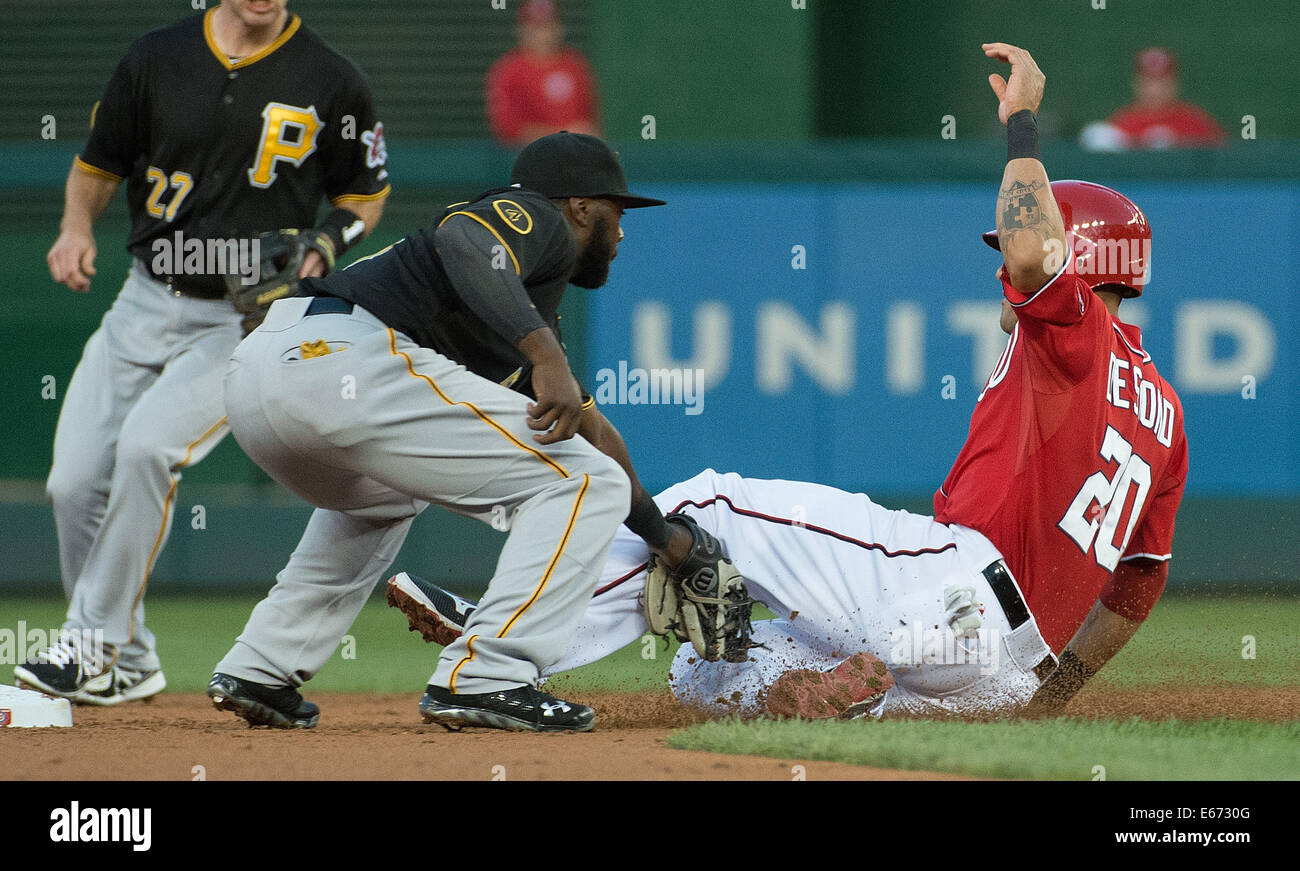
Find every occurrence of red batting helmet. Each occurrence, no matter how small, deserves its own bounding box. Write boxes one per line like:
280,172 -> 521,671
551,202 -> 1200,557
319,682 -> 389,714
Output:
982,179 -> 1152,297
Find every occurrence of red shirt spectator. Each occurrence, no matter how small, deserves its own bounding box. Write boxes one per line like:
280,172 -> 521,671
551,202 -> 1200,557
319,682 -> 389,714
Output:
1106,102 -> 1225,149
486,0 -> 600,147
1080,47 -> 1225,151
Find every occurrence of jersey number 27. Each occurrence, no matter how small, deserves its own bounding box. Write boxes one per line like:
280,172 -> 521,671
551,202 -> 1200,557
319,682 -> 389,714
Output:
1058,425 -> 1152,572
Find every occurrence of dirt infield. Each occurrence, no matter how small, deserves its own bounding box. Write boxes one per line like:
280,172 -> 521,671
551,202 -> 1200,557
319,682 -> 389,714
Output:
3,686 -> 1295,781
0,690 -> 961,781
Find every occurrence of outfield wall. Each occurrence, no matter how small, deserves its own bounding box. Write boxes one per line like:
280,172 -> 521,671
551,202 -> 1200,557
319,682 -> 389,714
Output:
1,143 -> 1295,590
585,181 -> 1296,496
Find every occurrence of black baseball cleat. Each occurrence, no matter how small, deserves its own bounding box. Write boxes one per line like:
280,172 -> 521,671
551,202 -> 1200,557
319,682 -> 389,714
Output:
419,684 -> 595,733
15,635 -> 106,700
13,635 -> 165,705
207,673 -> 320,729
385,572 -> 476,646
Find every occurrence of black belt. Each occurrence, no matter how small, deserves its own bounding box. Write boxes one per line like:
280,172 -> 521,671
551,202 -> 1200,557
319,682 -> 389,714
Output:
982,561 -> 1031,629
163,276 -> 226,300
982,560 -> 1058,681
305,296 -> 354,316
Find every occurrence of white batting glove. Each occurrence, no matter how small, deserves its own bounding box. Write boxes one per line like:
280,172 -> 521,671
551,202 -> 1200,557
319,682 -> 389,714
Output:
944,585 -> 984,639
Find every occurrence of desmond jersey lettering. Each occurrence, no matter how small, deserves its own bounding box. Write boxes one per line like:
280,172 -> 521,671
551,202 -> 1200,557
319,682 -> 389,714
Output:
935,263 -> 1189,651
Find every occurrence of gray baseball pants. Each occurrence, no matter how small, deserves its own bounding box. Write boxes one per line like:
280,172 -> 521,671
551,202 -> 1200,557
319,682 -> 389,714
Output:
214,297 -> 630,694
48,259 -> 241,670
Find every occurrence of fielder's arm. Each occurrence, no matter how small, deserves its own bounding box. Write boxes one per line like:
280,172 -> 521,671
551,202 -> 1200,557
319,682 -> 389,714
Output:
577,405 -> 691,565
300,198 -> 388,279
47,161 -> 120,292
340,197 -> 385,236
435,217 -> 584,444
1021,558 -> 1168,717
984,42 -> 1068,293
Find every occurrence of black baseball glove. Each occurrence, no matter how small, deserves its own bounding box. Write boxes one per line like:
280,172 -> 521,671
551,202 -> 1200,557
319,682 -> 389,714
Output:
224,229 -> 336,335
643,512 -> 757,662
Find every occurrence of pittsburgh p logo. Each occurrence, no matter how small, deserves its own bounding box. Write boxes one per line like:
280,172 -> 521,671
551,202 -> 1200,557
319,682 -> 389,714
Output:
248,102 -> 324,189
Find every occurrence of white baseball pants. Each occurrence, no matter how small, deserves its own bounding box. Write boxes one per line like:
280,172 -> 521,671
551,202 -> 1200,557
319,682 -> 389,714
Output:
548,469 -> 1055,717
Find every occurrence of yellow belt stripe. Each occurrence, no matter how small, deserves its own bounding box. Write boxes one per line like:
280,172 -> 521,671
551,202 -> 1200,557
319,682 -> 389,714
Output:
498,473 -> 590,639
387,329 -> 568,479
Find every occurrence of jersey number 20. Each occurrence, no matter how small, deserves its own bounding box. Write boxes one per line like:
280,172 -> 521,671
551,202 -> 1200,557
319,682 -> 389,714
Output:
1058,425 -> 1152,571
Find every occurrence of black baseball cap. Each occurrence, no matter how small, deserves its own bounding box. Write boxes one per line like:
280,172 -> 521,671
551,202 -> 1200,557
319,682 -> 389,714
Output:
510,131 -> 666,208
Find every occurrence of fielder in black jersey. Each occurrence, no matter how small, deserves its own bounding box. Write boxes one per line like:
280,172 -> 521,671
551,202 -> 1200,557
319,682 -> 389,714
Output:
304,187 -> 580,390
19,0 -> 388,707
205,133 -> 737,732
79,3 -> 389,295
300,133 -> 677,541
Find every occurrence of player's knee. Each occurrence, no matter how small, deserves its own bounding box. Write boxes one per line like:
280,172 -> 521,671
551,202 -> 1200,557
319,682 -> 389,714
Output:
46,463 -> 97,511
114,427 -> 169,472
561,451 -> 629,525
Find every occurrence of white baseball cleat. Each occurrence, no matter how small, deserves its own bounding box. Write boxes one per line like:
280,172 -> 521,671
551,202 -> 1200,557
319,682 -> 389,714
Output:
385,572 -> 476,646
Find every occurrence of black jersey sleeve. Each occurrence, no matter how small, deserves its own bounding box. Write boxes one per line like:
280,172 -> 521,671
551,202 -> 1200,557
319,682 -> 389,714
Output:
439,192 -> 574,285
435,217 -> 548,346
322,63 -> 389,204
79,43 -> 146,180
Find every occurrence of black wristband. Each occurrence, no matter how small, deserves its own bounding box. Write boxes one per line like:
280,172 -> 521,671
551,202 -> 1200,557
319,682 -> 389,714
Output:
625,489 -> 673,551
1006,109 -> 1041,161
317,206 -> 365,261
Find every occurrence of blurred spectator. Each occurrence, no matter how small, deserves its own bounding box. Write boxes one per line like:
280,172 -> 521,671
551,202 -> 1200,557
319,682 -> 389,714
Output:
486,0 -> 600,147
1079,47 -> 1226,151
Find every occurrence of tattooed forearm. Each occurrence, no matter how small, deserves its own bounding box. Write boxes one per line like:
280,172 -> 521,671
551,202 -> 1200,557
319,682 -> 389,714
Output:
995,164 -> 1067,289
999,179 -> 1046,229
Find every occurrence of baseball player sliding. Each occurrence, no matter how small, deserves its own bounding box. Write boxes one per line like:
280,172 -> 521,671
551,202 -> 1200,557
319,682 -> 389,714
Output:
389,44 -> 1189,721
18,0 -> 388,705
207,133 -> 742,733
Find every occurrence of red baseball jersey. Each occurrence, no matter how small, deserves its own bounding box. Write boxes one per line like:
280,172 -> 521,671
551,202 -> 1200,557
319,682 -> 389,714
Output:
486,48 -> 598,145
934,266 -> 1189,652
1106,101 -> 1225,149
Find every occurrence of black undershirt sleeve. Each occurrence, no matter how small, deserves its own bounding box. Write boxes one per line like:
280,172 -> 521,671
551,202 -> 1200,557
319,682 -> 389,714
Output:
435,216 -> 549,346
625,490 -> 672,551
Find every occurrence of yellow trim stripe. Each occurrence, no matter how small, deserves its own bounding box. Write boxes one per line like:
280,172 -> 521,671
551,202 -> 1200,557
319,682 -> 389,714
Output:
448,634 -> 478,693
438,211 -> 520,275
331,184 -> 392,206
498,474 -> 590,639
580,396 -> 596,411
203,8 -> 301,71
128,416 -> 228,645
386,329 -> 568,478
73,156 -> 122,183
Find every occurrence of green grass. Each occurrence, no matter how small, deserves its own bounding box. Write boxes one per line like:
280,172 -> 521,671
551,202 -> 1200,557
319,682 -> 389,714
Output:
1091,595 -> 1300,688
4,592 -> 1295,693
668,717 -> 1300,780
0,592 -> 674,694
5,592 -> 1298,779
